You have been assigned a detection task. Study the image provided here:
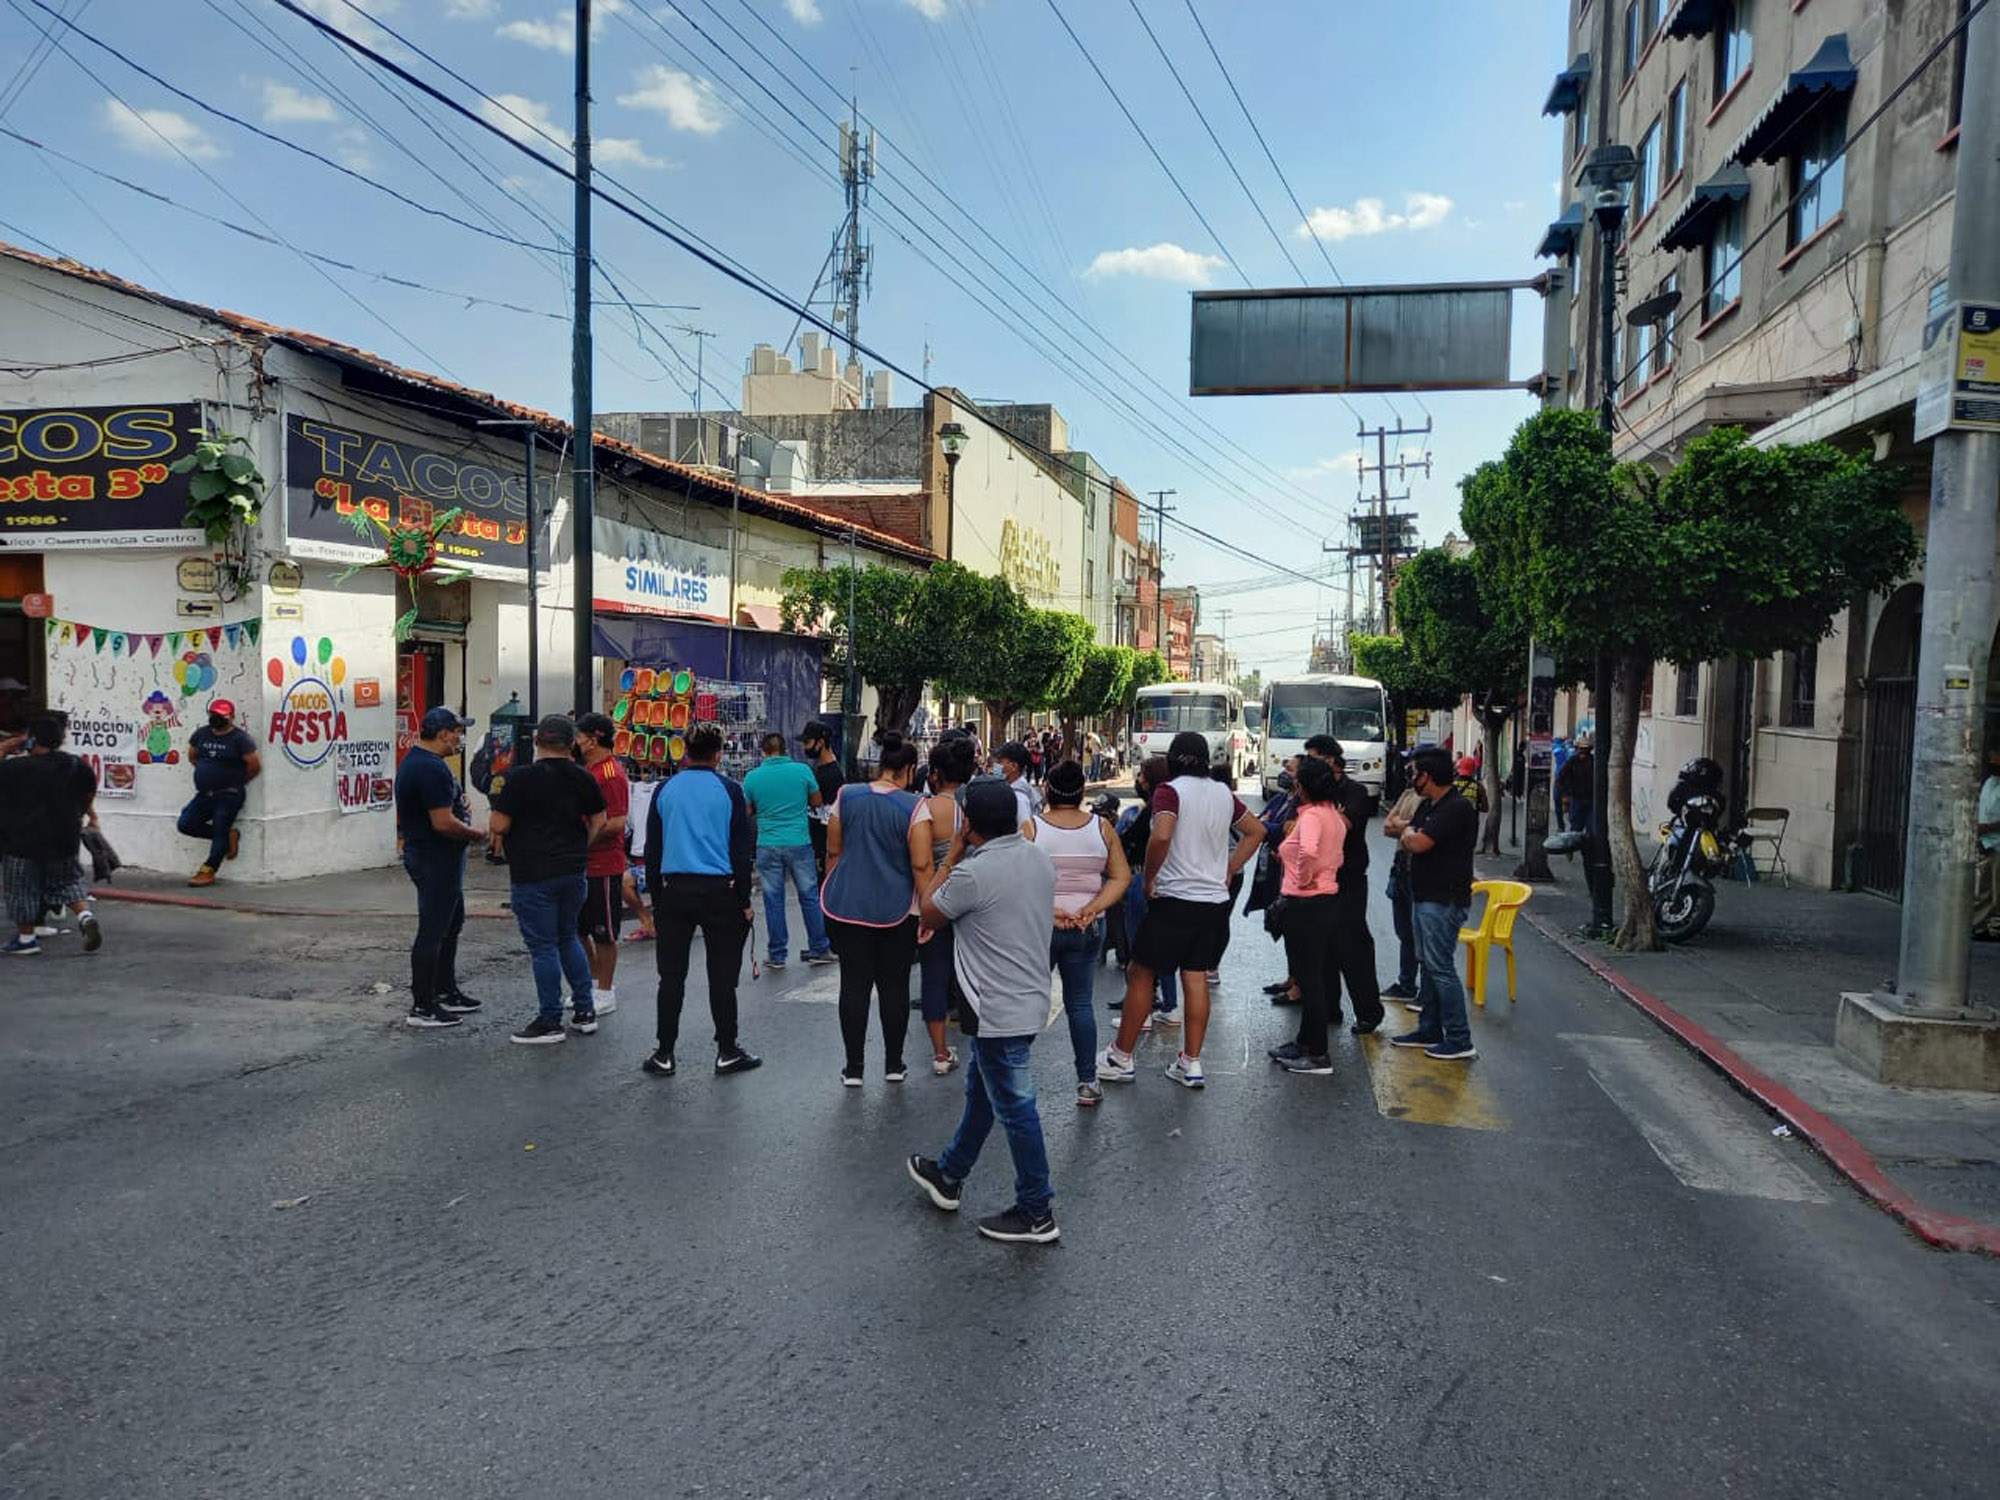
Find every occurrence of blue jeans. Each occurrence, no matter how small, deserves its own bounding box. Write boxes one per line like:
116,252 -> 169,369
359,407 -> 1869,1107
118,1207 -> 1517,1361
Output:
178,785 -> 245,870
1564,799 -> 1594,836
938,1033 -> 1052,1218
1387,864 -> 1419,990
511,874 -> 594,1022
756,843 -> 828,963
402,846 -> 466,1006
1411,900 -> 1472,1049
1120,882 -> 1178,1012
1049,919 -> 1102,1084
918,925 -> 956,1023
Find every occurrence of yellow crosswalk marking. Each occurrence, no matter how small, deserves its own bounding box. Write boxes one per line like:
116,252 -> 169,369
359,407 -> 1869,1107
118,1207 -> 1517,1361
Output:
1359,1036 -> 1506,1130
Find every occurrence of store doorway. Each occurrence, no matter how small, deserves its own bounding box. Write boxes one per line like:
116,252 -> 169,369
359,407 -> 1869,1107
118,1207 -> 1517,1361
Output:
1858,585 -> 1923,899
0,556 -> 47,732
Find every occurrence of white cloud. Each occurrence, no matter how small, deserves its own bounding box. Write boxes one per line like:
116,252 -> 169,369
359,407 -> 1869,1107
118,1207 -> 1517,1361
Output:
295,0 -> 399,53
902,0 -> 949,16
1084,242 -> 1225,286
785,0 -> 824,21
259,81 -> 338,125
100,99 -> 224,161
617,66 -> 725,136
1283,449 -> 1366,482
479,94 -> 661,168
1295,191 -> 1455,242
444,0 -> 495,16
497,0 -> 624,53
333,127 -> 374,171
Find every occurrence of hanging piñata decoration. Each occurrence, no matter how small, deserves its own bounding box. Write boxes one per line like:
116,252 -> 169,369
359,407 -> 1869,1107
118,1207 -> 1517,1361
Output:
334,504 -> 472,639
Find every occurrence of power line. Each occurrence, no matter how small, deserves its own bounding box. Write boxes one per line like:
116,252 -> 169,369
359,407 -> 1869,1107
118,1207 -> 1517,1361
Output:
1038,0 -> 1248,286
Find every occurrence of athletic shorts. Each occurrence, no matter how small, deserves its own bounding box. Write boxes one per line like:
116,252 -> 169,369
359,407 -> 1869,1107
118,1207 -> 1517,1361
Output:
1131,895 -> 1233,975
581,873 -> 623,942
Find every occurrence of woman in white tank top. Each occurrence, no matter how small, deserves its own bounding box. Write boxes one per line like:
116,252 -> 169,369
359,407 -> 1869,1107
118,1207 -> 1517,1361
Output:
1027,760 -> 1131,1108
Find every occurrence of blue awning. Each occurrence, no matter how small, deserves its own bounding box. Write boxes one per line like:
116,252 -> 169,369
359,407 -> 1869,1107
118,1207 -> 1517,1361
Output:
1656,163 -> 1752,251
1664,0 -> 1724,39
1542,54 -> 1592,117
1729,34 -> 1859,164
1536,202 -> 1587,259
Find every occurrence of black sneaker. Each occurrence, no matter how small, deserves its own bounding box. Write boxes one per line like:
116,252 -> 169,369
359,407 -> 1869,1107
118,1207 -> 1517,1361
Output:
1350,1020 -> 1381,1036
1389,1029 -> 1441,1049
406,1004 -> 462,1030
511,1016 -> 567,1046
976,1205 -> 1060,1244
79,912 -> 103,952
1269,989 -> 1302,1007
884,1061 -> 908,1083
437,992 -> 483,1014
1262,979 -> 1293,996
1381,981 -> 1418,1001
1277,1052 -> 1335,1075
641,1050 -> 677,1076
715,1047 -> 763,1075
906,1154 -> 962,1211
570,1009 -> 598,1034
1268,1041 -> 1308,1063
1424,1040 -> 1478,1061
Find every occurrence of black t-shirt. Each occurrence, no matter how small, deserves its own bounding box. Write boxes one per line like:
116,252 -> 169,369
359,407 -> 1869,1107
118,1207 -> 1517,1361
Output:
190,725 -> 256,791
812,758 -> 844,806
397,746 -> 468,852
1335,775 -> 1372,879
0,750 -> 96,860
491,757 -> 606,884
1410,788 -> 1478,907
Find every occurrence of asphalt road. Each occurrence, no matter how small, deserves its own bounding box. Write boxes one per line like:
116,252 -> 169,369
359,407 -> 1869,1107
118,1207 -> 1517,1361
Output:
5,800 -> 2000,1499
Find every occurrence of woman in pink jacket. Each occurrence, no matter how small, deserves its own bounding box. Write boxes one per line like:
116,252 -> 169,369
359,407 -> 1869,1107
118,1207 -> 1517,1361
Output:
1268,756 -> 1349,1076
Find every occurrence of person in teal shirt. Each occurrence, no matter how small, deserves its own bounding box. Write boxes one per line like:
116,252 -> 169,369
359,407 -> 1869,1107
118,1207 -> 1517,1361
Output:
743,731 -> 833,968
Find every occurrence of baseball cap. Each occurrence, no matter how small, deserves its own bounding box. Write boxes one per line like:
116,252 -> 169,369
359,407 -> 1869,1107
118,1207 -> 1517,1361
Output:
1456,756 -> 1478,776
964,778 -> 1021,837
209,698 -> 237,721
534,714 -> 577,747
421,707 -> 474,735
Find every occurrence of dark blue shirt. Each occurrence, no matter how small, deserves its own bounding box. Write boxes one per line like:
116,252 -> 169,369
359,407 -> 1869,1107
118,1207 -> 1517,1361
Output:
189,725 -> 256,792
643,766 -> 754,902
396,746 -> 468,853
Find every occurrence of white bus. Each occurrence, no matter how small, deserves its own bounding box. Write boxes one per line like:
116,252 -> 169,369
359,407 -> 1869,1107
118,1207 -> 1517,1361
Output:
1131,680 -> 1248,782
1259,674 -> 1392,802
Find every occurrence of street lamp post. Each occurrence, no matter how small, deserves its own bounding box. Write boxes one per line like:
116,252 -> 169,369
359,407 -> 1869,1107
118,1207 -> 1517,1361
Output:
1581,142 -> 1637,939
937,422 -> 967,721
842,525 -> 862,780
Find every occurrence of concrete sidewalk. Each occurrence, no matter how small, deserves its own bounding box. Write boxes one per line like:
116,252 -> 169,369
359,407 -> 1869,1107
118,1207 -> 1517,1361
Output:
1493,843 -> 2000,1243
91,854 -> 519,920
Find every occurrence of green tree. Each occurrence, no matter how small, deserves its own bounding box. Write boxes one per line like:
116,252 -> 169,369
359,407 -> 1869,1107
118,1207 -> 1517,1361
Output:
1126,649 -> 1168,702
1061,645 -> 1137,723
1461,410 -> 1915,949
1351,632 -> 1460,759
961,607 -> 1094,740
1393,548 -> 1525,854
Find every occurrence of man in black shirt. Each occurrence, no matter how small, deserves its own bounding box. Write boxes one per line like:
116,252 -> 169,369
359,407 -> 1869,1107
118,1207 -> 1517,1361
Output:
801,720 -> 844,880
1386,747 -> 1479,1061
489,715 -> 607,1045
179,698 -> 260,887
395,707 -> 486,1029
0,714 -> 103,956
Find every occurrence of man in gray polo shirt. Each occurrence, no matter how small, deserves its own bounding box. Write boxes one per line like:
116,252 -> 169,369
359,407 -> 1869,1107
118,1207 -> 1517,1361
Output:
906,779 -> 1060,1245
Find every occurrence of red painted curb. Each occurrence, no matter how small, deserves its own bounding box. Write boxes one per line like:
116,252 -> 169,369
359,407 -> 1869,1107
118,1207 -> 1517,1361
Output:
1525,912 -> 2000,1258
88,887 -> 515,921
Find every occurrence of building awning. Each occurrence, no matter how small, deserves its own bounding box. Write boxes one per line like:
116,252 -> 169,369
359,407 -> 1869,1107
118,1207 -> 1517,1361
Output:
1542,54 -> 1592,117
1729,34 -> 1859,164
1656,163 -> 1752,250
1536,202 -> 1587,260
1664,0 -> 1724,40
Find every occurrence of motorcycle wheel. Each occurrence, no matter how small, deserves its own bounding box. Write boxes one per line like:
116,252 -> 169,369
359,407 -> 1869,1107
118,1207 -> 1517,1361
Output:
1653,883 -> 1716,943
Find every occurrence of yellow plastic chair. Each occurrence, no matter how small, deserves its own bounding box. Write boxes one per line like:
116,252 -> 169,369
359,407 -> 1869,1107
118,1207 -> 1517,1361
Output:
1458,879 -> 1533,1008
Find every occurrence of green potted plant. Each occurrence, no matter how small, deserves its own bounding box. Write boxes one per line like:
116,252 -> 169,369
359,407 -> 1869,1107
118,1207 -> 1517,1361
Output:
168,430 -> 266,546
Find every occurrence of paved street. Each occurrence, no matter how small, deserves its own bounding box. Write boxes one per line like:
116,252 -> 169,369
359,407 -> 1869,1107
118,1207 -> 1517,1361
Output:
6,833 -> 2000,1499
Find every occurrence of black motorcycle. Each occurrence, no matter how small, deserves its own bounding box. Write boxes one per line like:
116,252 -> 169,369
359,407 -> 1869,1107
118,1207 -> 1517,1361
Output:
1647,758 -> 1744,943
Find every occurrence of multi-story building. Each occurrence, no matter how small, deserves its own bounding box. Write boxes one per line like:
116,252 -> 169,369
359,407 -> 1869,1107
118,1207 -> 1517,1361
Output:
1537,0 -> 1973,892
1163,587 -> 1201,680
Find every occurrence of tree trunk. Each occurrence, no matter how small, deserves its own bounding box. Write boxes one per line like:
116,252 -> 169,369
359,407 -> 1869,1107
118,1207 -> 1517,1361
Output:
1479,712 -> 1507,856
1609,649 -> 1661,951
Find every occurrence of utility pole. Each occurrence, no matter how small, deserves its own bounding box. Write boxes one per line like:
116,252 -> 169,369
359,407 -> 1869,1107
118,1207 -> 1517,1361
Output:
475,420 -> 541,719
1882,1 -> 2000,1024
1149,488 -> 1176,664
835,99 -> 874,367
1353,419 -> 1431,633
570,0 -> 596,715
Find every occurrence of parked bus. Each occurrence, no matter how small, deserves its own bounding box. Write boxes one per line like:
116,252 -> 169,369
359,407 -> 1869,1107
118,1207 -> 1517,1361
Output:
1259,674 -> 1391,803
1131,680 -> 1248,782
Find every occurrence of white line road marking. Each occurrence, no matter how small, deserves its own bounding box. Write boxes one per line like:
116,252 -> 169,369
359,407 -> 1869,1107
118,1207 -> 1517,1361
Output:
1561,1034 -> 1832,1203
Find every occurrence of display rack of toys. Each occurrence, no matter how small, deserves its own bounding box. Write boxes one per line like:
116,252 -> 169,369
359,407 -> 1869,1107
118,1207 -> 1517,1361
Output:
608,665 -> 767,783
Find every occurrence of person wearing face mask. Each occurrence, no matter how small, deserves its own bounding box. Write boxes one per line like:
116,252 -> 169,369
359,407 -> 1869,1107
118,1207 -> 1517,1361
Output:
394,707 -> 487,1030
179,699 -> 261,887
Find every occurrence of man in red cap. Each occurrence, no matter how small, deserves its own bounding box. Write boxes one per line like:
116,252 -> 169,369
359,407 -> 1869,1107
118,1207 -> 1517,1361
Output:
179,698 -> 260,886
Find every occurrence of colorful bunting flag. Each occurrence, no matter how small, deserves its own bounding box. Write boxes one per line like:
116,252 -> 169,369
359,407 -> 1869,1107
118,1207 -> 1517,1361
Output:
90,627 -> 107,653
206,626 -> 223,650
147,634 -> 163,658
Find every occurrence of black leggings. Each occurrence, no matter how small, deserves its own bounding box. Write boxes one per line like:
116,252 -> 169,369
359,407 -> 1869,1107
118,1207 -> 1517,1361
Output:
829,915 -> 918,1072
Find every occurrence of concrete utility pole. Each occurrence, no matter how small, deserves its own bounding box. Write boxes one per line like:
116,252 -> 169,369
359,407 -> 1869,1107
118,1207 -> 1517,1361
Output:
1149,488 -> 1176,658
570,0 -> 596,714
1857,0 -> 2000,1064
1354,420 -> 1430,633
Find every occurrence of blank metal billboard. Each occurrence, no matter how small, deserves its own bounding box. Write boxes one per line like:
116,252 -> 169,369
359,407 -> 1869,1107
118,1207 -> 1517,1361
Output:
1189,281 -> 1531,396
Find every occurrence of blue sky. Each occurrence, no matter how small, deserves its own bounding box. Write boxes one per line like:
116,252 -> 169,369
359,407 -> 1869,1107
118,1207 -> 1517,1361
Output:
3,0 -> 1571,673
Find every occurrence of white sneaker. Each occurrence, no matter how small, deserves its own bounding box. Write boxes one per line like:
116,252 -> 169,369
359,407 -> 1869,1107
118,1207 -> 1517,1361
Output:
1166,1053 -> 1206,1089
596,990 -> 617,1015
1096,1045 -> 1136,1083
33,925 -> 61,938
1155,1006 -> 1183,1028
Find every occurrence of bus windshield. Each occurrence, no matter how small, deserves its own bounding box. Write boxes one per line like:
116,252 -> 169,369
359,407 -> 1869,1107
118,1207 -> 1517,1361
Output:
1138,694 -> 1231,733
1243,703 -> 1263,734
1267,684 -> 1385,743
